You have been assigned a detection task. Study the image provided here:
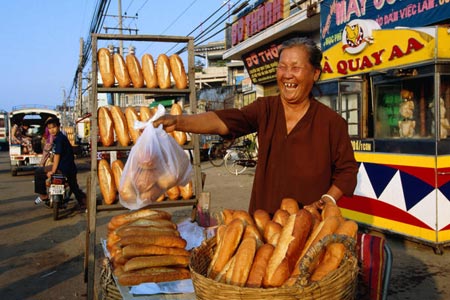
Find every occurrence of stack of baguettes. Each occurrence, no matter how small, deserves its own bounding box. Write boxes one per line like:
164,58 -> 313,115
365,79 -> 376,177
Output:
106,209 -> 192,286
97,47 -> 188,90
207,198 -> 358,288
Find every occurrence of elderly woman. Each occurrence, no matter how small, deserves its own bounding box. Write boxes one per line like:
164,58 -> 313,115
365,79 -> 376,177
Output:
154,37 -> 358,215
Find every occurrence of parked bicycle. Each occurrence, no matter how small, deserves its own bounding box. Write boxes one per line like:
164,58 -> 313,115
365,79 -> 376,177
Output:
208,138 -> 234,167
224,136 -> 258,175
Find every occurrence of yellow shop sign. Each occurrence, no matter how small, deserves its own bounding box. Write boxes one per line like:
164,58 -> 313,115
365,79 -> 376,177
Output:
320,26 -> 450,81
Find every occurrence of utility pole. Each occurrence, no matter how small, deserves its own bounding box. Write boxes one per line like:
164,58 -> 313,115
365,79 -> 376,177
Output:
118,0 -> 123,55
77,38 -> 84,118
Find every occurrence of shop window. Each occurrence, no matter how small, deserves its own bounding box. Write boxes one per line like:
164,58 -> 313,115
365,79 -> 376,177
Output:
374,76 -> 435,139
438,75 -> 450,139
316,80 -> 362,137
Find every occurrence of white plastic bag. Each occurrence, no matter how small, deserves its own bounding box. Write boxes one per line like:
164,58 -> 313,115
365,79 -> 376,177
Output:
118,105 -> 192,210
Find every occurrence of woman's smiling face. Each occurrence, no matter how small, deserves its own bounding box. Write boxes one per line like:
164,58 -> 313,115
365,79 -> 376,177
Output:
276,45 -> 321,104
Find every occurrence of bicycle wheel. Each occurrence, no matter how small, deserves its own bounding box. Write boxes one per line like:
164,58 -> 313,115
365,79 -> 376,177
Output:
209,143 -> 225,167
224,149 -> 247,175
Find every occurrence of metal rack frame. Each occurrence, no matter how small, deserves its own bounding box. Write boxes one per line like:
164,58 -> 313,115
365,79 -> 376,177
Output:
85,33 -> 202,299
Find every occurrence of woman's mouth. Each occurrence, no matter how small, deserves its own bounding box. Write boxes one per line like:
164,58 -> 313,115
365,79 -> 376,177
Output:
284,82 -> 298,89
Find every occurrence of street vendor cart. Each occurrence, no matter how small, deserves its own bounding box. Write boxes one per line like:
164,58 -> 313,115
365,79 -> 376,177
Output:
317,25 -> 450,253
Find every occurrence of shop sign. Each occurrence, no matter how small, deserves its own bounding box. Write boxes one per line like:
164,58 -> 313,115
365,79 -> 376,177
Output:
320,26 -> 449,81
351,140 -> 374,152
231,0 -> 290,46
242,42 -> 280,84
320,0 -> 450,51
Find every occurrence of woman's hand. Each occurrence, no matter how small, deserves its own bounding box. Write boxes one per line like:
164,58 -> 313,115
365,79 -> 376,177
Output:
153,115 -> 178,133
310,196 -> 336,211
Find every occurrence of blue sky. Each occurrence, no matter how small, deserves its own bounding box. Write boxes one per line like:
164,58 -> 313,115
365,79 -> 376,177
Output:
1,0 -> 229,112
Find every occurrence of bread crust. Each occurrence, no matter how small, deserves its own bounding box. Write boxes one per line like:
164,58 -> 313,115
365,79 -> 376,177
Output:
113,53 -> 131,87
97,48 -> 115,87
208,218 -> 245,279
118,267 -> 191,286
98,159 -> 116,204
246,243 -> 274,288
110,105 -> 131,146
156,54 -> 171,89
126,51 -> 145,88
111,160 -> 124,193
169,54 -> 188,89
98,106 -> 114,146
141,53 -> 158,88
124,106 -> 140,144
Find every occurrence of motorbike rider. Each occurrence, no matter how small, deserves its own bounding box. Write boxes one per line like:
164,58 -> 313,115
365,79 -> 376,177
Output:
34,117 -> 86,210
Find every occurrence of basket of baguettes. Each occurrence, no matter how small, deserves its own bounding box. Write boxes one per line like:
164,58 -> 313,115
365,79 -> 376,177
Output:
189,198 -> 359,300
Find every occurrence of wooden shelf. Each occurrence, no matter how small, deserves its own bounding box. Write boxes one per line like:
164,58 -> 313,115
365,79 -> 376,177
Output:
86,33 -> 202,300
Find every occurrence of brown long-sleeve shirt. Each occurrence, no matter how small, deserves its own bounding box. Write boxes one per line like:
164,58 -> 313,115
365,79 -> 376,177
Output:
215,95 -> 358,214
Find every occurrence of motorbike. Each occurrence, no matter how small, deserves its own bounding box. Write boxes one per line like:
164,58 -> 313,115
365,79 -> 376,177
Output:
46,173 -> 72,220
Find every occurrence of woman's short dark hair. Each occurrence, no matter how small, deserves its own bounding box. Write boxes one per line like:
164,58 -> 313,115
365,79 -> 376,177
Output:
45,117 -> 60,127
278,37 -> 323,72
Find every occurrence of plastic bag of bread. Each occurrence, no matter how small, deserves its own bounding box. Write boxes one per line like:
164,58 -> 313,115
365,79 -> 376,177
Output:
118,104 -> 193,210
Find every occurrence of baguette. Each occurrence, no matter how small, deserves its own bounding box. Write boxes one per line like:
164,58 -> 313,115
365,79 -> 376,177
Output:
246,243 -> 274,288
232,210 -> 255,226
141,53 -> 158,88
243,223 -> 263,242
221,209 -> 235,225
97,106 -> 114,146
179,181 -> 193,200
288,215 -> 342,282
115,226 -> 179,239
229,236 -> 257,286
118,176 -> 137,205
109,209 -> 172,229
322,202 -> 343,220
122,244 -> 190,259
110,105 -> 131,146
97,47 -> 115,87
264,210 -> 312,287
253,209 -> 271,236
263,220 -> 282,246
118,267 -> 191,286
126,47 -> 145,88
310,220 -> 358,281
207,218 -> 245,279
169,54 -> 188,89
118,235 -> 187,249
280,198 -> 300,215
156,54 -> 171,89
98,159 -> 116,205
166,185 -> 180,200
114,217 -> 176,229
124,106 -> 140,144
272,209 -> 290,227
124,255 -> 190,272
111,159 -> 124,193
139,106 -> 155,122
169,103 -> 187,145
113,52 -> 131,87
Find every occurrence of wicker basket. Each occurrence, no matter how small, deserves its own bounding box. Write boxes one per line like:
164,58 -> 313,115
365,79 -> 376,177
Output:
189,234 -> 358,300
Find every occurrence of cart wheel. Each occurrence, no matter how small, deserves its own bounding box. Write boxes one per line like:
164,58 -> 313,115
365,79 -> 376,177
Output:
11,167 -> 18,176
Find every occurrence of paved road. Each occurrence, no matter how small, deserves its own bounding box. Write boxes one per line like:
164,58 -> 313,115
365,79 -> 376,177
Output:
0,151 -> 449,299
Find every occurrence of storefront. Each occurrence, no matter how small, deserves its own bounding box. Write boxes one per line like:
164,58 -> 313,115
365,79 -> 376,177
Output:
318,0 -> 450,252
224,0 -> 450,251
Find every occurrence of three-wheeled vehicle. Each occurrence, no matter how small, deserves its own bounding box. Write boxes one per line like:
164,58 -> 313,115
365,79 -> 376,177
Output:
8,106 -> 61,176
